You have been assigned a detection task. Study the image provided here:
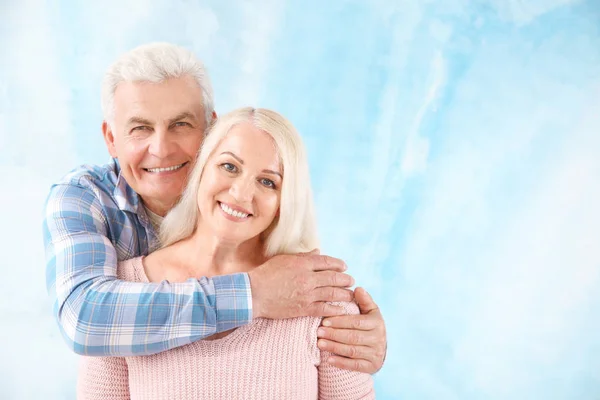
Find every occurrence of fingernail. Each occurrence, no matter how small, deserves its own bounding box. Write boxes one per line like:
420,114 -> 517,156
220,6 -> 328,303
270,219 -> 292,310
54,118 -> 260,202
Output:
317,328 -> 326,337
322,320 -> 331,327
318,339 -> 327,349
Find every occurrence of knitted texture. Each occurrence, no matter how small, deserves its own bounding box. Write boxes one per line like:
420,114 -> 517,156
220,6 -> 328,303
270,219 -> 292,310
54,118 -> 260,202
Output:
77,257 -> 375,399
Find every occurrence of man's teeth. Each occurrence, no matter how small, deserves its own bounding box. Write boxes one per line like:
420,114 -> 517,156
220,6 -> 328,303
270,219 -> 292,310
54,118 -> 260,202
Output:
219,202 -> 249,219
146,163 -> 185,173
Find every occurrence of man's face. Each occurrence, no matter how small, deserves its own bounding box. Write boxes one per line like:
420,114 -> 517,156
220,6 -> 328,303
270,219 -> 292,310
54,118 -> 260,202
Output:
103,76 -> 208,215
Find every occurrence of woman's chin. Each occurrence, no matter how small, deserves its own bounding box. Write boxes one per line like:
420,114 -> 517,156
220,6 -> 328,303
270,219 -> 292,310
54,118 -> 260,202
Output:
214,231 -> 263,247
213,232 -> 247,245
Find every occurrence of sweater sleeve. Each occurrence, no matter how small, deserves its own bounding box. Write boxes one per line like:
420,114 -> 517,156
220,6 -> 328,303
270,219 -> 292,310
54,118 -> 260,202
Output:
317,302 -> 375,400
77,356 -> 130,400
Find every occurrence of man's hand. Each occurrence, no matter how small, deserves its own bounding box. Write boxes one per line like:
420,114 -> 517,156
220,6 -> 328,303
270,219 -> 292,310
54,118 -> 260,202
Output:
316,287 -> 387,374
248,250 -> 355,319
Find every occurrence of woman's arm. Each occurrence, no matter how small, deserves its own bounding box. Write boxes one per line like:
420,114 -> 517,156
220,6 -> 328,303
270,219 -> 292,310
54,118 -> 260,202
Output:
318,288 -> 387,373
317,302 -> 375,399
77,356 -> 130,400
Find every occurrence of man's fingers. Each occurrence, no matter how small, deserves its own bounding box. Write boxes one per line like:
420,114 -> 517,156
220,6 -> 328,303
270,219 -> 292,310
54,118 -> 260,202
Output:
316,326 -> 372,346
313,287 -> 354,303
310,255 -> 347,272
321,314 -> 379,330
317,339 -> 372,361
354,287 -> 379,314
324,355 -> 377,374
314,270 -> 354,288
307,302 -> 346,317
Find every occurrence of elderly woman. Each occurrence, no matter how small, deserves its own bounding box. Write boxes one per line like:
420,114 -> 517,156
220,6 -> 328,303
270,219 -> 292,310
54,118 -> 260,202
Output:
78,107 -> 375,399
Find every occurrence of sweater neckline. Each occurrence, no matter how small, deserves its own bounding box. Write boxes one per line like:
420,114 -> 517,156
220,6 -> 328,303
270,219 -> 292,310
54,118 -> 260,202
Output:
201,320 -> 259,344
132,256 -> 259,345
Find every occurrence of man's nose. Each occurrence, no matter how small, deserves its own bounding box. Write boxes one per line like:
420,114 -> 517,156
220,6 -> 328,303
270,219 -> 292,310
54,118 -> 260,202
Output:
148,129 -> 176,158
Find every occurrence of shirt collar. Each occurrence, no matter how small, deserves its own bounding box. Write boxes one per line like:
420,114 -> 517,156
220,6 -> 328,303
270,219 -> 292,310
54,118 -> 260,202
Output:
109,158 -> 159,248
110,158 -> 144,214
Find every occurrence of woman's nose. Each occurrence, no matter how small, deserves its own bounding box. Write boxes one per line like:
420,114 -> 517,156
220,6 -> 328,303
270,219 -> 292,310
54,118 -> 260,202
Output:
230,176 -> 254,202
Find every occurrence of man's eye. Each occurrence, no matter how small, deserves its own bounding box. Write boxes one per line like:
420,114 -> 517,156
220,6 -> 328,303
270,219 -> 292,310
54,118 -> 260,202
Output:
221,163 -> 237,173
260,178 -> 276,189
174,121 -> 191,127
132,126 -> 149,132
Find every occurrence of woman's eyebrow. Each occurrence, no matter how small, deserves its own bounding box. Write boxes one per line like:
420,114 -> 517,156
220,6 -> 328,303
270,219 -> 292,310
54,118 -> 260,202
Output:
221,151 -> 282,178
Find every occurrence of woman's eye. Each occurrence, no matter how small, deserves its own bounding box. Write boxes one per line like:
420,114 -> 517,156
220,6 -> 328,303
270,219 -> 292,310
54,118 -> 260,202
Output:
221,163 -> 237,173
260,178 -> 276,189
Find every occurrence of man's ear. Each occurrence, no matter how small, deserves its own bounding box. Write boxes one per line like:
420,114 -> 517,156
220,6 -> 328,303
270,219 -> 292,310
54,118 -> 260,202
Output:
102,121 -> 118,158
211,110 -> 218,123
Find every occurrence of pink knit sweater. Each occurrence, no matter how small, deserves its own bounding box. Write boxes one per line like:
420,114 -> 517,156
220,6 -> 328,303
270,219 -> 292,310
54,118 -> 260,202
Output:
77,257 -> 375,399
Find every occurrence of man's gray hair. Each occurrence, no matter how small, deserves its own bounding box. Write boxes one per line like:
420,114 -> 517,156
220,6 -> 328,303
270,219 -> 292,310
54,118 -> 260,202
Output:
101,42 -> 214,126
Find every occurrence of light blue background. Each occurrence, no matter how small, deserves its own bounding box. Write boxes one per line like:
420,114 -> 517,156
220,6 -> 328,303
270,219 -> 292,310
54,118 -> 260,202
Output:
1,0 -> 599,399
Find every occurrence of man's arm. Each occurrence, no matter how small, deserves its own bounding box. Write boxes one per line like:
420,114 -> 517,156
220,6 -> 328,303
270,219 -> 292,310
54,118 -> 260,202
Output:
44,182 -> 356,357
44,183 -> 252,356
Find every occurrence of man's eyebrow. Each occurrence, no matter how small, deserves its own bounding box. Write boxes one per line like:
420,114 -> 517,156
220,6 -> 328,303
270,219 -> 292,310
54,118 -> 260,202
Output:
168,112 -> 198,125
126,112 -> 198,127
127,116 -> 153,126
221,152 -> 282,178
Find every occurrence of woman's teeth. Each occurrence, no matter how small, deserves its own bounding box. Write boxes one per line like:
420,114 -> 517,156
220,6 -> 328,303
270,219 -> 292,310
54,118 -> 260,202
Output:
220,202 -> 249,218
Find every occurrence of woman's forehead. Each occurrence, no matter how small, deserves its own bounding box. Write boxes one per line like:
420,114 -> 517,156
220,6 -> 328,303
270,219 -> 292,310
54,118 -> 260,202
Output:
215,125 -> 282,172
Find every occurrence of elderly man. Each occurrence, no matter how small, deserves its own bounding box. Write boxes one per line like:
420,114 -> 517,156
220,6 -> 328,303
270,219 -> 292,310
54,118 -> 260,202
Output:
43,42 -> 386,373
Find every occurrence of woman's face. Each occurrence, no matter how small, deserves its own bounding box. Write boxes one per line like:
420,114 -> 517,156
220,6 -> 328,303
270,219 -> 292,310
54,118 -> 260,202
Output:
197,121 -> 282,244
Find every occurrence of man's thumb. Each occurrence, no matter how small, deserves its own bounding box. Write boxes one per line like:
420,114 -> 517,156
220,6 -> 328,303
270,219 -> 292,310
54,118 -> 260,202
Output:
354,287 -> 378,314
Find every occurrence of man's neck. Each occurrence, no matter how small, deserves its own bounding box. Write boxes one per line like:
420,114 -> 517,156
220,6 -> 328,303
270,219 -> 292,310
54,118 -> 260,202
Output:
144,205 -> 164,233
142,197 -> 175,218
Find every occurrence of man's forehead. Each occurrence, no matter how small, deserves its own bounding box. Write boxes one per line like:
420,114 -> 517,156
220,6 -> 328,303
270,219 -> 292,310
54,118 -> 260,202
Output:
120,105 -> 203,123
115,100 -> 204,125
113,79 -> 205,122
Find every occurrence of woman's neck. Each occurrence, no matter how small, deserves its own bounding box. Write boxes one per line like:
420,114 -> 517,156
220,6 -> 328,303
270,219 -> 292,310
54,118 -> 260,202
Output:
144,224 -> 266,283
176,230 -> 265,275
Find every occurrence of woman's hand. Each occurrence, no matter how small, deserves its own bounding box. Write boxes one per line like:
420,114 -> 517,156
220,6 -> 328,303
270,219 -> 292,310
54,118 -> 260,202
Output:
317,288 -> 387,374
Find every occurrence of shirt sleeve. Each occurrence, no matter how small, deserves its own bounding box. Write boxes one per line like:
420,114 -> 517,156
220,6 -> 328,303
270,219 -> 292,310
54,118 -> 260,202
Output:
317,302 -> 375,400
43,182 -> 252,356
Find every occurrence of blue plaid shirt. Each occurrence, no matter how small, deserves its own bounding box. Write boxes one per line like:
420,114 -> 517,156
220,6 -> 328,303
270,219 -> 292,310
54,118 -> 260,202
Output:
43,158 -> 252,356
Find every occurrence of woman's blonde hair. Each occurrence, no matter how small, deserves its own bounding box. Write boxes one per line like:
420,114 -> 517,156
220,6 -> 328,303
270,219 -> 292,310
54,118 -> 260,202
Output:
160,107 -> 319,256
